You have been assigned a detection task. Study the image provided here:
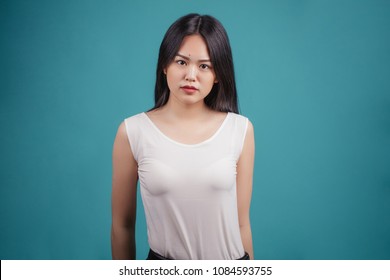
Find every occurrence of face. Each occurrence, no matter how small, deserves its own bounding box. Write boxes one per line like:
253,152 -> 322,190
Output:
164,35 -> 217,107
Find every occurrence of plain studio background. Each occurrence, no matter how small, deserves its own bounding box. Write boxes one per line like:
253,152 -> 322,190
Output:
1,0 -> 389,260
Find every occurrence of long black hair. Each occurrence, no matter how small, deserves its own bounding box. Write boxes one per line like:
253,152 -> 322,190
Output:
151,13 -> 239,113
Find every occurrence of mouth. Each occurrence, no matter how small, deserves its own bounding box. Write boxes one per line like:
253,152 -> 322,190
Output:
181,85 -> 198,94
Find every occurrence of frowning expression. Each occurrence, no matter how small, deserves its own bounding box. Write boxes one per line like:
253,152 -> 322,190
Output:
164,35 -> 217,106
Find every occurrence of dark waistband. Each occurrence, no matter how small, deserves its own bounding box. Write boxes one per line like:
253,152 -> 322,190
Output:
147,249 -> 250,260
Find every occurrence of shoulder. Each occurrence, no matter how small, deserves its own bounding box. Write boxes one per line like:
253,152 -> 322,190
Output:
124,112 -> 145,125
229,113 -> 255,147
115,112 -> 146,161
122,112 -> 147,132
115,112 -> 146,142
229,112 -> 249,122
229,113 -> 253,130
245,119 -> 254,140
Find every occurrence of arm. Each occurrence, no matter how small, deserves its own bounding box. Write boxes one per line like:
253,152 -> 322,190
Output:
111,121 -> 138,259
236,120 -> 255,260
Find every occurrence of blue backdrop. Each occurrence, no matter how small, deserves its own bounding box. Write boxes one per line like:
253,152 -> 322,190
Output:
1,0 -> 389,260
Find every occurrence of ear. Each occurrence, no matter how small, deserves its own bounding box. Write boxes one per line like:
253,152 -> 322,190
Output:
214,80 -> 218,83
163,68 -> 167,75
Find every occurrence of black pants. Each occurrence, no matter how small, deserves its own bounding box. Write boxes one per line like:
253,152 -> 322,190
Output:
147,249 -> 250,260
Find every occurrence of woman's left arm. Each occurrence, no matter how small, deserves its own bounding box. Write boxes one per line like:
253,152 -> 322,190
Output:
237,120 -> 255,260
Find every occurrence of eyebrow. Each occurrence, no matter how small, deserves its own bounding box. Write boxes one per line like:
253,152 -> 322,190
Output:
176,53 -> 211,63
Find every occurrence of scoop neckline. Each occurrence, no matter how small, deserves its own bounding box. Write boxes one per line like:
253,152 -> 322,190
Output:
142,112 -> 231,147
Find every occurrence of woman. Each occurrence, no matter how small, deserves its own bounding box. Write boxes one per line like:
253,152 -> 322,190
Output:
111,13 -> 255,260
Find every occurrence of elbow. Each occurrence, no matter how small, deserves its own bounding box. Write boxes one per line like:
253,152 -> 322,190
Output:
112,221 -> 135,232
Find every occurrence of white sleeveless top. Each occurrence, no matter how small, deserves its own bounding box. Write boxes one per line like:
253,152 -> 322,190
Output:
124,112 -> 248,259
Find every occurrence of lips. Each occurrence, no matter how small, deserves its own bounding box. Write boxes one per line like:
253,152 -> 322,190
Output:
181,85 -> 198,93
181,85 -> 197,90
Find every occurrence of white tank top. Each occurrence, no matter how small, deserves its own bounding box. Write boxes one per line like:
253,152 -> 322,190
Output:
124,112 -> 248,259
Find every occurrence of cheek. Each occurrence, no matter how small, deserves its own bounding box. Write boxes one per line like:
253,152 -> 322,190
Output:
203,76 -> 216,91
165,73 -> 178,90
166,68 -> 182,83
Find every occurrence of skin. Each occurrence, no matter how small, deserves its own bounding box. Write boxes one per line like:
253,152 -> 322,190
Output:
111,34 -> 255,259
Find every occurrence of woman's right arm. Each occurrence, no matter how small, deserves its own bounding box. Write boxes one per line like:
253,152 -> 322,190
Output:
111,121 -> 138,259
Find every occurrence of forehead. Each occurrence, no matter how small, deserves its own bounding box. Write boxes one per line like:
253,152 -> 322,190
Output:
177,35 -> 210,59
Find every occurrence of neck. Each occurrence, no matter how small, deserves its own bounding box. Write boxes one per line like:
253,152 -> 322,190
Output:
161,97 -> 211,121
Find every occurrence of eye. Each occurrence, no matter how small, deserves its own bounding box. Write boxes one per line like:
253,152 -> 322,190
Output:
199,64 -> 211,70
176,59 -> 187,66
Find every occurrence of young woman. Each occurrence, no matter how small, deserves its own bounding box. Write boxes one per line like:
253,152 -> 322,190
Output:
111,13 -> 255,260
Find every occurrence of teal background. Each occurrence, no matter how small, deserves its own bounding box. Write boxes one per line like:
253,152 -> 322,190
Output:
1,0 -> 389,260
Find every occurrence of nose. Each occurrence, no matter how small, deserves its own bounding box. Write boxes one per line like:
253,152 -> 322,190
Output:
185,65 -> 197,82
